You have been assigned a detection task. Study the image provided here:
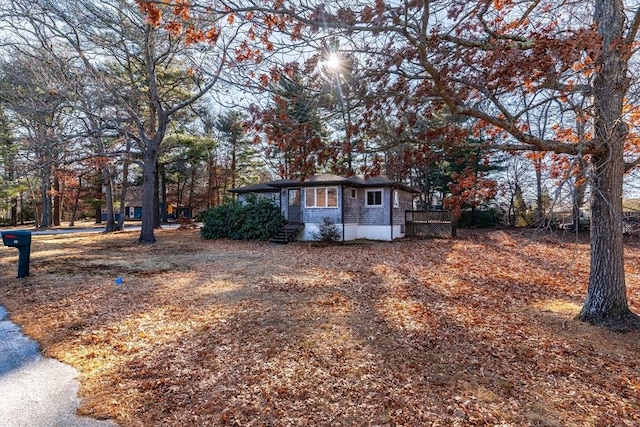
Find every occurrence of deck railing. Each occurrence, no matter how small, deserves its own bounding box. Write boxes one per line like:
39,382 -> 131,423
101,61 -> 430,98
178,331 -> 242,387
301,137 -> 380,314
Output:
405,209 -> 452,238
405,210 -> 452,224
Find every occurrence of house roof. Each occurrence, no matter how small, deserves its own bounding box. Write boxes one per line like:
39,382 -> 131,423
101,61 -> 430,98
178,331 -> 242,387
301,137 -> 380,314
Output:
229,183 -> 277,194
303,173 -> 353,186
229,180 -> 298,193
257,179 -> 303,188
348,175 -> 421,193
230,174 -> 420,194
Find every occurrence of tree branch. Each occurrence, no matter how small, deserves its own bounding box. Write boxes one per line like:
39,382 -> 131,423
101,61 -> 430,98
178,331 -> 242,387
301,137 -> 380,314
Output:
625,6 -> 640,46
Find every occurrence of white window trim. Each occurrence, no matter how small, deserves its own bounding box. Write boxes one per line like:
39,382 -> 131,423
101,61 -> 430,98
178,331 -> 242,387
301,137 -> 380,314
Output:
349,188 -> 357,199
365,189 -> 384,207
393,190 -> 399,208
305,186 -> 339,208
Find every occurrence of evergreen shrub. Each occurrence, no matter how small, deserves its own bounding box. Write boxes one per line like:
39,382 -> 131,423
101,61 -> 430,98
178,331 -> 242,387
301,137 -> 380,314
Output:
312,217 -> 342,242
200,195 -> 283,240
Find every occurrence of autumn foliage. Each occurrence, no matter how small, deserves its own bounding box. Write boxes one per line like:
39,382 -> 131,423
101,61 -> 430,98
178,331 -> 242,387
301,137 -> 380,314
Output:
446,165 -> 499,216
251,72 -> 332,180
114,1 -> 640,328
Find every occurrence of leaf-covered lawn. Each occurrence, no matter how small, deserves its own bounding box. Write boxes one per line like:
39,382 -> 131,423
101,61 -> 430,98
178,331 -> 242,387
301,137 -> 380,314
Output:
1,228 -> 639,426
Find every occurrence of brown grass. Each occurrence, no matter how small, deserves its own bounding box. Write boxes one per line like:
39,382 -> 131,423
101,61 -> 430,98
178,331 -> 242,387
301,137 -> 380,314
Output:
1,227 -> 639,426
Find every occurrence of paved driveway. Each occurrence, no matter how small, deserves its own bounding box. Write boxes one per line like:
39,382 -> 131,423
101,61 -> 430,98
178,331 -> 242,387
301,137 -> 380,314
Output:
0,302 -> 118,426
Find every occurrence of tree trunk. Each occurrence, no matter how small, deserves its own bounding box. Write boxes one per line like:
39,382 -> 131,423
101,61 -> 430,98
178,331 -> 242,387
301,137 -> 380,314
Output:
451,214 -> 458,238
39,167 -> 51,228
188,166 -> 196,210
508,194 -> 515,227
69,176 -> 82,226
53,175 -> 61,226
94,204 -> 102,224
94,177 -> 102,224
578,0 -> 640,330
154,161 -> 161,228
160,162 -> 168,224
580,152 -> 639,330
118,137 -> 131,230
10,197 -> 17,226
102,166 -> 119,232
139,146 -> 158,244
534,160 -> 543,223
47,190 -> 53,227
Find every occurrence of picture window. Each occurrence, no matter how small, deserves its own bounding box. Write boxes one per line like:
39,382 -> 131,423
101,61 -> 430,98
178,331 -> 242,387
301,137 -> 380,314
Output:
305,187 -> 338,208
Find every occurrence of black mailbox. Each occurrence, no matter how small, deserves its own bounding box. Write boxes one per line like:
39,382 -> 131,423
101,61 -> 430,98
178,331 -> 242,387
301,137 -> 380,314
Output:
1,230 -> 32,278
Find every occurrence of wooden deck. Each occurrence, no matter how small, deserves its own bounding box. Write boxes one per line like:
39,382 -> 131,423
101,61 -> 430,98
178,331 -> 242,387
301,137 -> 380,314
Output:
405,210 -> 453,238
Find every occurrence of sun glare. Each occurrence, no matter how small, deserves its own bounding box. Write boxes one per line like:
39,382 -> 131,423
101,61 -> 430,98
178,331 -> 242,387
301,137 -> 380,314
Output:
326,53 -> 341,70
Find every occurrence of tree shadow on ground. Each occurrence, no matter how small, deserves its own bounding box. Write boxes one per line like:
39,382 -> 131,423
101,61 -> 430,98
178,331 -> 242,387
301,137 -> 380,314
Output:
1,229 -> 639,426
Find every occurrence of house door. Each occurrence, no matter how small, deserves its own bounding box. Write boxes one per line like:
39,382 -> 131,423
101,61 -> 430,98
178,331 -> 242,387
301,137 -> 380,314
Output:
288,189 -> 301,222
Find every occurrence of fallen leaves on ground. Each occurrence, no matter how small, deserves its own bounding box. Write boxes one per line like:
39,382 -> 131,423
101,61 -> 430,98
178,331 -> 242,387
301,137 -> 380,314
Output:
0,227 -> 639,426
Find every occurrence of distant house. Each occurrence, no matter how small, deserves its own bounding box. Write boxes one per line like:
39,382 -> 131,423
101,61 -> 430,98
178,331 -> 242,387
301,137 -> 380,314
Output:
124,203 -> 142,220
230,174 -> 420,241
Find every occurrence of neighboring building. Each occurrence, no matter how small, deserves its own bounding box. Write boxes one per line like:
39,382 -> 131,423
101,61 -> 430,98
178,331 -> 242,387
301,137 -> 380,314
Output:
121,187 -> 188,221
230,174 -> 420,241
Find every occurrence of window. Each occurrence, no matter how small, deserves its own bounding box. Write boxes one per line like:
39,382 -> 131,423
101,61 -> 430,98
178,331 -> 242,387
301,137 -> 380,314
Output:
289,189 -> 300,206
366,189 -> 383,207
393,190 -> 399,208
349,189 -> 357,199
305,188 -> 315,207
317,188 -> 326,206
305,187 -> 338,208
327,187 -> 338,206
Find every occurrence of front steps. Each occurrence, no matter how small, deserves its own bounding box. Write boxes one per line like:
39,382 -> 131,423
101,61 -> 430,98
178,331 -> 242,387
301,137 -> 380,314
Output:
270,223 -> 304,244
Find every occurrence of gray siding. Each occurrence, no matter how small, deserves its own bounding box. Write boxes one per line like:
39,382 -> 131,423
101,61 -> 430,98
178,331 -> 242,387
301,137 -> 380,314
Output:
270,185 -> 414,228
392,190 -> 414,225
359,188 -> 391,225
343,186 -> 360,223
304,208 -> 341,224
302,186 -> 342,223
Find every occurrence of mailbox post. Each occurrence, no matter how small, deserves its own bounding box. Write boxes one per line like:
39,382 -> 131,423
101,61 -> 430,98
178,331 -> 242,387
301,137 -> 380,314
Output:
1,230 -> 32,278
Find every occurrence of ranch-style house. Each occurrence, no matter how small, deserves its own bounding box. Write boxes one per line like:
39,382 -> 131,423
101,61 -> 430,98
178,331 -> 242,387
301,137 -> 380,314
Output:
230,174 -> 420,242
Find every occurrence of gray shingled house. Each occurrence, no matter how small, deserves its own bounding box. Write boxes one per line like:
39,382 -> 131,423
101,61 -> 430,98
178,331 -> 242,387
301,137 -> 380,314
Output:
230,174 -> 420,242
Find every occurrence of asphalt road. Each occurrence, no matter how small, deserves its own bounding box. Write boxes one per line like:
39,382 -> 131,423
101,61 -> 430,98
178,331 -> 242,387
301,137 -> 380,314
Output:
31,223 -> 145,235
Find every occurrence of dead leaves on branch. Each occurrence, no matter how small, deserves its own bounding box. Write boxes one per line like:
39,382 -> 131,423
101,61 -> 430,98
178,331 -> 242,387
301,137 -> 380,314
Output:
0,228 -> 639,425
